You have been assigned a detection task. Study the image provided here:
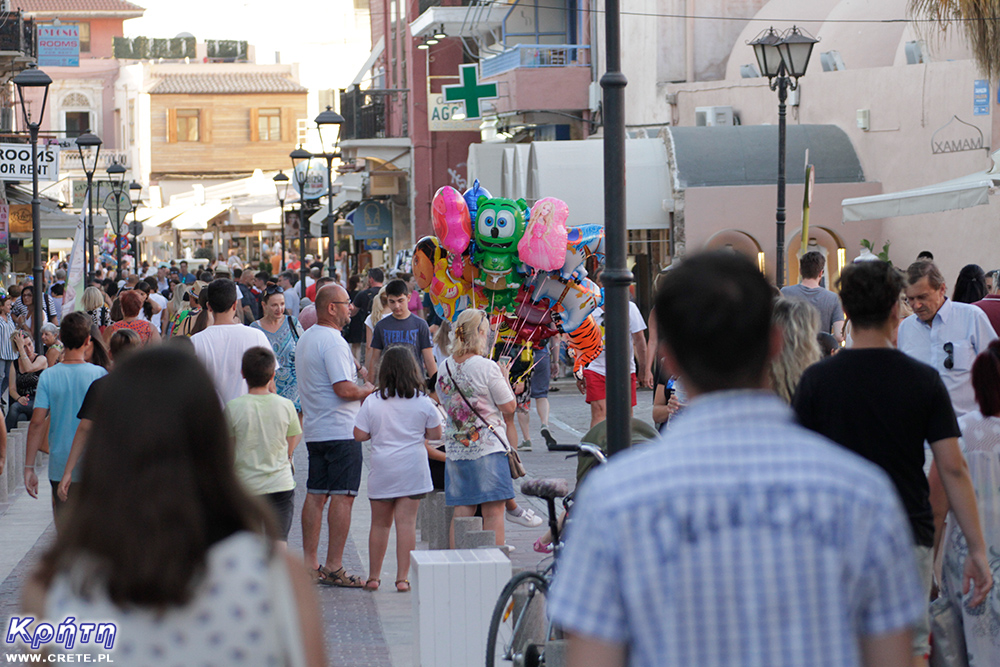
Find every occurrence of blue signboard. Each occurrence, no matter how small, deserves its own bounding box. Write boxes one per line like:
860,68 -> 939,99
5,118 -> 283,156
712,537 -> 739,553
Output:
350,200 -> 393,240
37,25 -> 80,67
974,79 -> 989,115
364,239 -> 383,251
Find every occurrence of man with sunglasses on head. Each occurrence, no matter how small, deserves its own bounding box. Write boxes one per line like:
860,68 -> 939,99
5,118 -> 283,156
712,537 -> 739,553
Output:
898,260 -> 997,417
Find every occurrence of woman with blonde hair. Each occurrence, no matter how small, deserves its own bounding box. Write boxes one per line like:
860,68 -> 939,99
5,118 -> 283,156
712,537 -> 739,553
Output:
364,285 -> 390,376
435,308 -> 517,548
769,297 -> 821,403
82,287 -> 111,331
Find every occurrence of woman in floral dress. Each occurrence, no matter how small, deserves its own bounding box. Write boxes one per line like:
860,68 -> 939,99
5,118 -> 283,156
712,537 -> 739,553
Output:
435,308 -> 517,548
251,285 -> 303,411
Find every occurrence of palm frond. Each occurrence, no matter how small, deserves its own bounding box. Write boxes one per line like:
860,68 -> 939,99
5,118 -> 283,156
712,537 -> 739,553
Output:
911,1 -> 1000,78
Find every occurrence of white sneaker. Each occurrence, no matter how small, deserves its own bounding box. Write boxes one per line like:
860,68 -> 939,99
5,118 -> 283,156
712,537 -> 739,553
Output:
506,507 -> 544,528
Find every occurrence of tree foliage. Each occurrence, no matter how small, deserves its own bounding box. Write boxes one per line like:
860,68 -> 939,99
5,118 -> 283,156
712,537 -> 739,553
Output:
909,0 -> 1000,79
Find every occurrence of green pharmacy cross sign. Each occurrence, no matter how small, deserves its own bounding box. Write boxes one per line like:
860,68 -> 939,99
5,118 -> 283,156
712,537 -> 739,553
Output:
443,64 -> 498,120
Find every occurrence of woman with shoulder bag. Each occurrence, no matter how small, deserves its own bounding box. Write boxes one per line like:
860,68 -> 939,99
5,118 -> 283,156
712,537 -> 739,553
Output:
435,308 -> 518,548
251,285 -> 303,413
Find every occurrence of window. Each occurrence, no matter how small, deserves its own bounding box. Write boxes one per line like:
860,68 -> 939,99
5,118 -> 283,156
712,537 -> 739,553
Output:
257,108 -> 281,141
176,109 -> 199,142
64,111 -> 89,138
75,23 -> 90,53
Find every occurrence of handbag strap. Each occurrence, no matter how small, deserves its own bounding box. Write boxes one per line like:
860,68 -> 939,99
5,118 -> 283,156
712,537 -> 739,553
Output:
445,360 -> 511,451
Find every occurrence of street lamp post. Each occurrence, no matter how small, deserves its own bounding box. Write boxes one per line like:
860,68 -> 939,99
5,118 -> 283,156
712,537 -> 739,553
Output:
75,132 -> 102,284
750,25 -> 818,288
601,0 -> 632,455
290,147 -> 311,300
106,162 -> 127,276
129,181 -> 142,275
273,171 -> 290,272
12,64 -> 52,352
315,105 -> 344,278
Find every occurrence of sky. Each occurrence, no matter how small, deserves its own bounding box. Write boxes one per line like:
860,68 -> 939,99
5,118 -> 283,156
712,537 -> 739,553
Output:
123,0 -> 374,110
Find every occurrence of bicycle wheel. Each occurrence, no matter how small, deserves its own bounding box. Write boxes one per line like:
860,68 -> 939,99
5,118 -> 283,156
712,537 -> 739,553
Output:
486,571 -> 551,667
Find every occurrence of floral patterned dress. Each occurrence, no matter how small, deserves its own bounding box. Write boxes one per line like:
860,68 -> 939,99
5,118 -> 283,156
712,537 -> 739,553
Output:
941,411 -> 1000,666
252,317 -> 303,411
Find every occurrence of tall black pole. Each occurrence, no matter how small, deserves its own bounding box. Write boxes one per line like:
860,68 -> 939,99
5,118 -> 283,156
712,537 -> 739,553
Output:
132,208 -> 139,274
88,182 -> 97,283
326,153 -> 335,278
775,66 -> 788,288
279,196 -> 286,271
299,198 -> 306,299
29,125 -> 42,351
114,197 -> 122,276
83,171 -> 91,287
602,0 -> 632,455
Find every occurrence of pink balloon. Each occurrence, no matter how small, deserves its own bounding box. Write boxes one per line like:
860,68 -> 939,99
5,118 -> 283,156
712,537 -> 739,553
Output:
519,197 -> 569,271
432,186 -> 472,255
298,304 -> 318,330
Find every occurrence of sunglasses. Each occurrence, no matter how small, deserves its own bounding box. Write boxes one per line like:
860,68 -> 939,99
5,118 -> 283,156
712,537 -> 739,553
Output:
944,342 -> 954,370
265,285 -> 284,295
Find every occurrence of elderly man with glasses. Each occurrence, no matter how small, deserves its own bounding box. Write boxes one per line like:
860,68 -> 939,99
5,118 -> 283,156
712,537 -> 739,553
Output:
898,260 -> 997,417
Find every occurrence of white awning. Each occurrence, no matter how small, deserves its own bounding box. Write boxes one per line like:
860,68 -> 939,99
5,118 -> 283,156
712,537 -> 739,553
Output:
524,139 -> 671,230
171,203 -> 230,231
143,205 -> 186,228
351,37 -> 385,86
252,207 -> 283,226
308,173 -> 364,237
842,151 -> 1000,222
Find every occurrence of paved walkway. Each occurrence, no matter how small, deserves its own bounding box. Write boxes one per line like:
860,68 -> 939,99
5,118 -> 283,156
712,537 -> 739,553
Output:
0,381 -> 654,666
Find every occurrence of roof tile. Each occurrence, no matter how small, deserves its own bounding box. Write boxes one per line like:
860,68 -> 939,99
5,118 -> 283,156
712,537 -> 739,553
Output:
149,73 -> 308,95
17,0 -> 145,13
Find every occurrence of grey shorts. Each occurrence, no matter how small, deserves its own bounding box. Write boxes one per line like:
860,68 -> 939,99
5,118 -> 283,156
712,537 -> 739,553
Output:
913,544 -> 934,657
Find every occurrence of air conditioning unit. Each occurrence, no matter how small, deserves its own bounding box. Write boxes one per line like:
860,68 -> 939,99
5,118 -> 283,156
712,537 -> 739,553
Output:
695,106 -> 735,127
820,51 -> 847,72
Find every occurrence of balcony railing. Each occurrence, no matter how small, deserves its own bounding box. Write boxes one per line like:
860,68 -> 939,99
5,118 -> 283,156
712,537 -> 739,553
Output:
61,149 -> 131,171
481,44 -> 590,78
339,87 -> 408,141
418,0 -> 472,17
0,13 -> 35,58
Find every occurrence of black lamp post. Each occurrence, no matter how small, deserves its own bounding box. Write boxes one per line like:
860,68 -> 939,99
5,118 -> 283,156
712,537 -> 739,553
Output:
601,0 -> 632,455
129,181 -> 142,275
75,132 -> 101,284
315,105 -> 344,278
106,161 -> 127,276
273,171 -> 290,272
750,25 -> 818,288
290,147 -> 311,300
13,64 -> 52,351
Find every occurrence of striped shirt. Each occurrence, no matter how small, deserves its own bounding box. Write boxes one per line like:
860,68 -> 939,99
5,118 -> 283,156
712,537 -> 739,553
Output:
0,314 -> 15,361
547,391 -> 925,667
11,294 -> 58,322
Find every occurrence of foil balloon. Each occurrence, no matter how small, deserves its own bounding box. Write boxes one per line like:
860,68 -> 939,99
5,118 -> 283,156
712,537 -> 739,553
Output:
519,197 -> 569,272
560,224 -> 606,281
473,196 -> 529,311
568,315 -> 603,372
413,236 -> 441,291
463,179 -> 492,222
429,257 -> 476,322
528,273 -> 602,333
431,186 -> 472,255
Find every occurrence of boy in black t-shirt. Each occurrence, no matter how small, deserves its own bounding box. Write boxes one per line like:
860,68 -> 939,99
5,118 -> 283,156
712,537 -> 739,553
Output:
793,260 -> 992,659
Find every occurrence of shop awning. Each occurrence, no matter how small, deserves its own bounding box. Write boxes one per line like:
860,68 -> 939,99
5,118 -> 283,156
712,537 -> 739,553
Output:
308,173 -> 364,237
171,203 -> 231,231
525,139 -> 672,230
351,37 -> 385,86
143,205 -> 185,228
842,152 -> 1000,221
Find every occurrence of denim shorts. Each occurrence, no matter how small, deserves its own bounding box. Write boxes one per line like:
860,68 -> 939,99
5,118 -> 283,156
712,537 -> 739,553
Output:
444,451 -> 515,507
306,439 -> 362,496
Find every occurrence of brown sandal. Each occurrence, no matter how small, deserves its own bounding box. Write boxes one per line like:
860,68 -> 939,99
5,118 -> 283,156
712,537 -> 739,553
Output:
318,566 -> 364,588
364,577 -> 380,591
395,579 -> 411,592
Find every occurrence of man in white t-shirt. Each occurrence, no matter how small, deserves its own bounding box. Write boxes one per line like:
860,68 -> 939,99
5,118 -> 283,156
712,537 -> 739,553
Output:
296,283 -> 375,587
191,279 -> 273,406
580,285 -> 649,428
143,278 -> 168,335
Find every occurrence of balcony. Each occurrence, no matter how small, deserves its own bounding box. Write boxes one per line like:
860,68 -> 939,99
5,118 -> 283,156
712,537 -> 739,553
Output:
479,44 -> 592,114
339,87 -> 408,141
0,13 -> 35,59
61,149 -> 131,172
481,44 -> 590,78
410,0 -> 508,41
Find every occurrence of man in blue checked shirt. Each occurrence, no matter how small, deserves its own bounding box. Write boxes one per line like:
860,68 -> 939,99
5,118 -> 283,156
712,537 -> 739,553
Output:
547,251 -> 925,667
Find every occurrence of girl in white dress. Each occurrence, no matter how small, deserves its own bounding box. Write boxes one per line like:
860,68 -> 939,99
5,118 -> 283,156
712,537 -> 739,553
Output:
355,344 -> 442,592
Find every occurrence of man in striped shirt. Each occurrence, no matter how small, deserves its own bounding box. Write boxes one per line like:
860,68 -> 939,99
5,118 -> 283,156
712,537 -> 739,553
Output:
548,252 -> 924,667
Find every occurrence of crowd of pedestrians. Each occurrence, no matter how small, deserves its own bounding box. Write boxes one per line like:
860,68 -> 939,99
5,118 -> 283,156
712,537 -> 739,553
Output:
4,243 -> 1000,667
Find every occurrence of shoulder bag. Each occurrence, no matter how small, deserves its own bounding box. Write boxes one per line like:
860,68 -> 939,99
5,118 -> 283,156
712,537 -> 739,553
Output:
445,360 -> 526,479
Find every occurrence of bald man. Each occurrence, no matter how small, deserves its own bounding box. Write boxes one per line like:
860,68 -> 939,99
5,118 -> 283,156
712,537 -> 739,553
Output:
296,284 -> 375,586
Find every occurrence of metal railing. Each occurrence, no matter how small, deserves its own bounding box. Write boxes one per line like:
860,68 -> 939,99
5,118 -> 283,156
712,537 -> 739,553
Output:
480,44 -> 590,78
0,13 -> 35,58
61,149 -> 130,171
339,87 -> 408,141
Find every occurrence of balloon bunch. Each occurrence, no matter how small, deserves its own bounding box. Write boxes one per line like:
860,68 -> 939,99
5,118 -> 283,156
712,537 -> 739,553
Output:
100,230 -> 130,263
417,180 -> 608,372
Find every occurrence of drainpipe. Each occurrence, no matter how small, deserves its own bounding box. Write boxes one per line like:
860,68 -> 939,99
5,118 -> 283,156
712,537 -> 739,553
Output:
685,0 -> 695,82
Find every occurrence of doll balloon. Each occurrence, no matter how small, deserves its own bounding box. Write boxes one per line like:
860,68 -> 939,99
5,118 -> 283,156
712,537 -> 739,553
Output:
519,197 -> 569,272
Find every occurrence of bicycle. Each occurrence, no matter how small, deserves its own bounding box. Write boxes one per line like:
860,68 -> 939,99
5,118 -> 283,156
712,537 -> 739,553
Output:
485,442 -> 607,667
